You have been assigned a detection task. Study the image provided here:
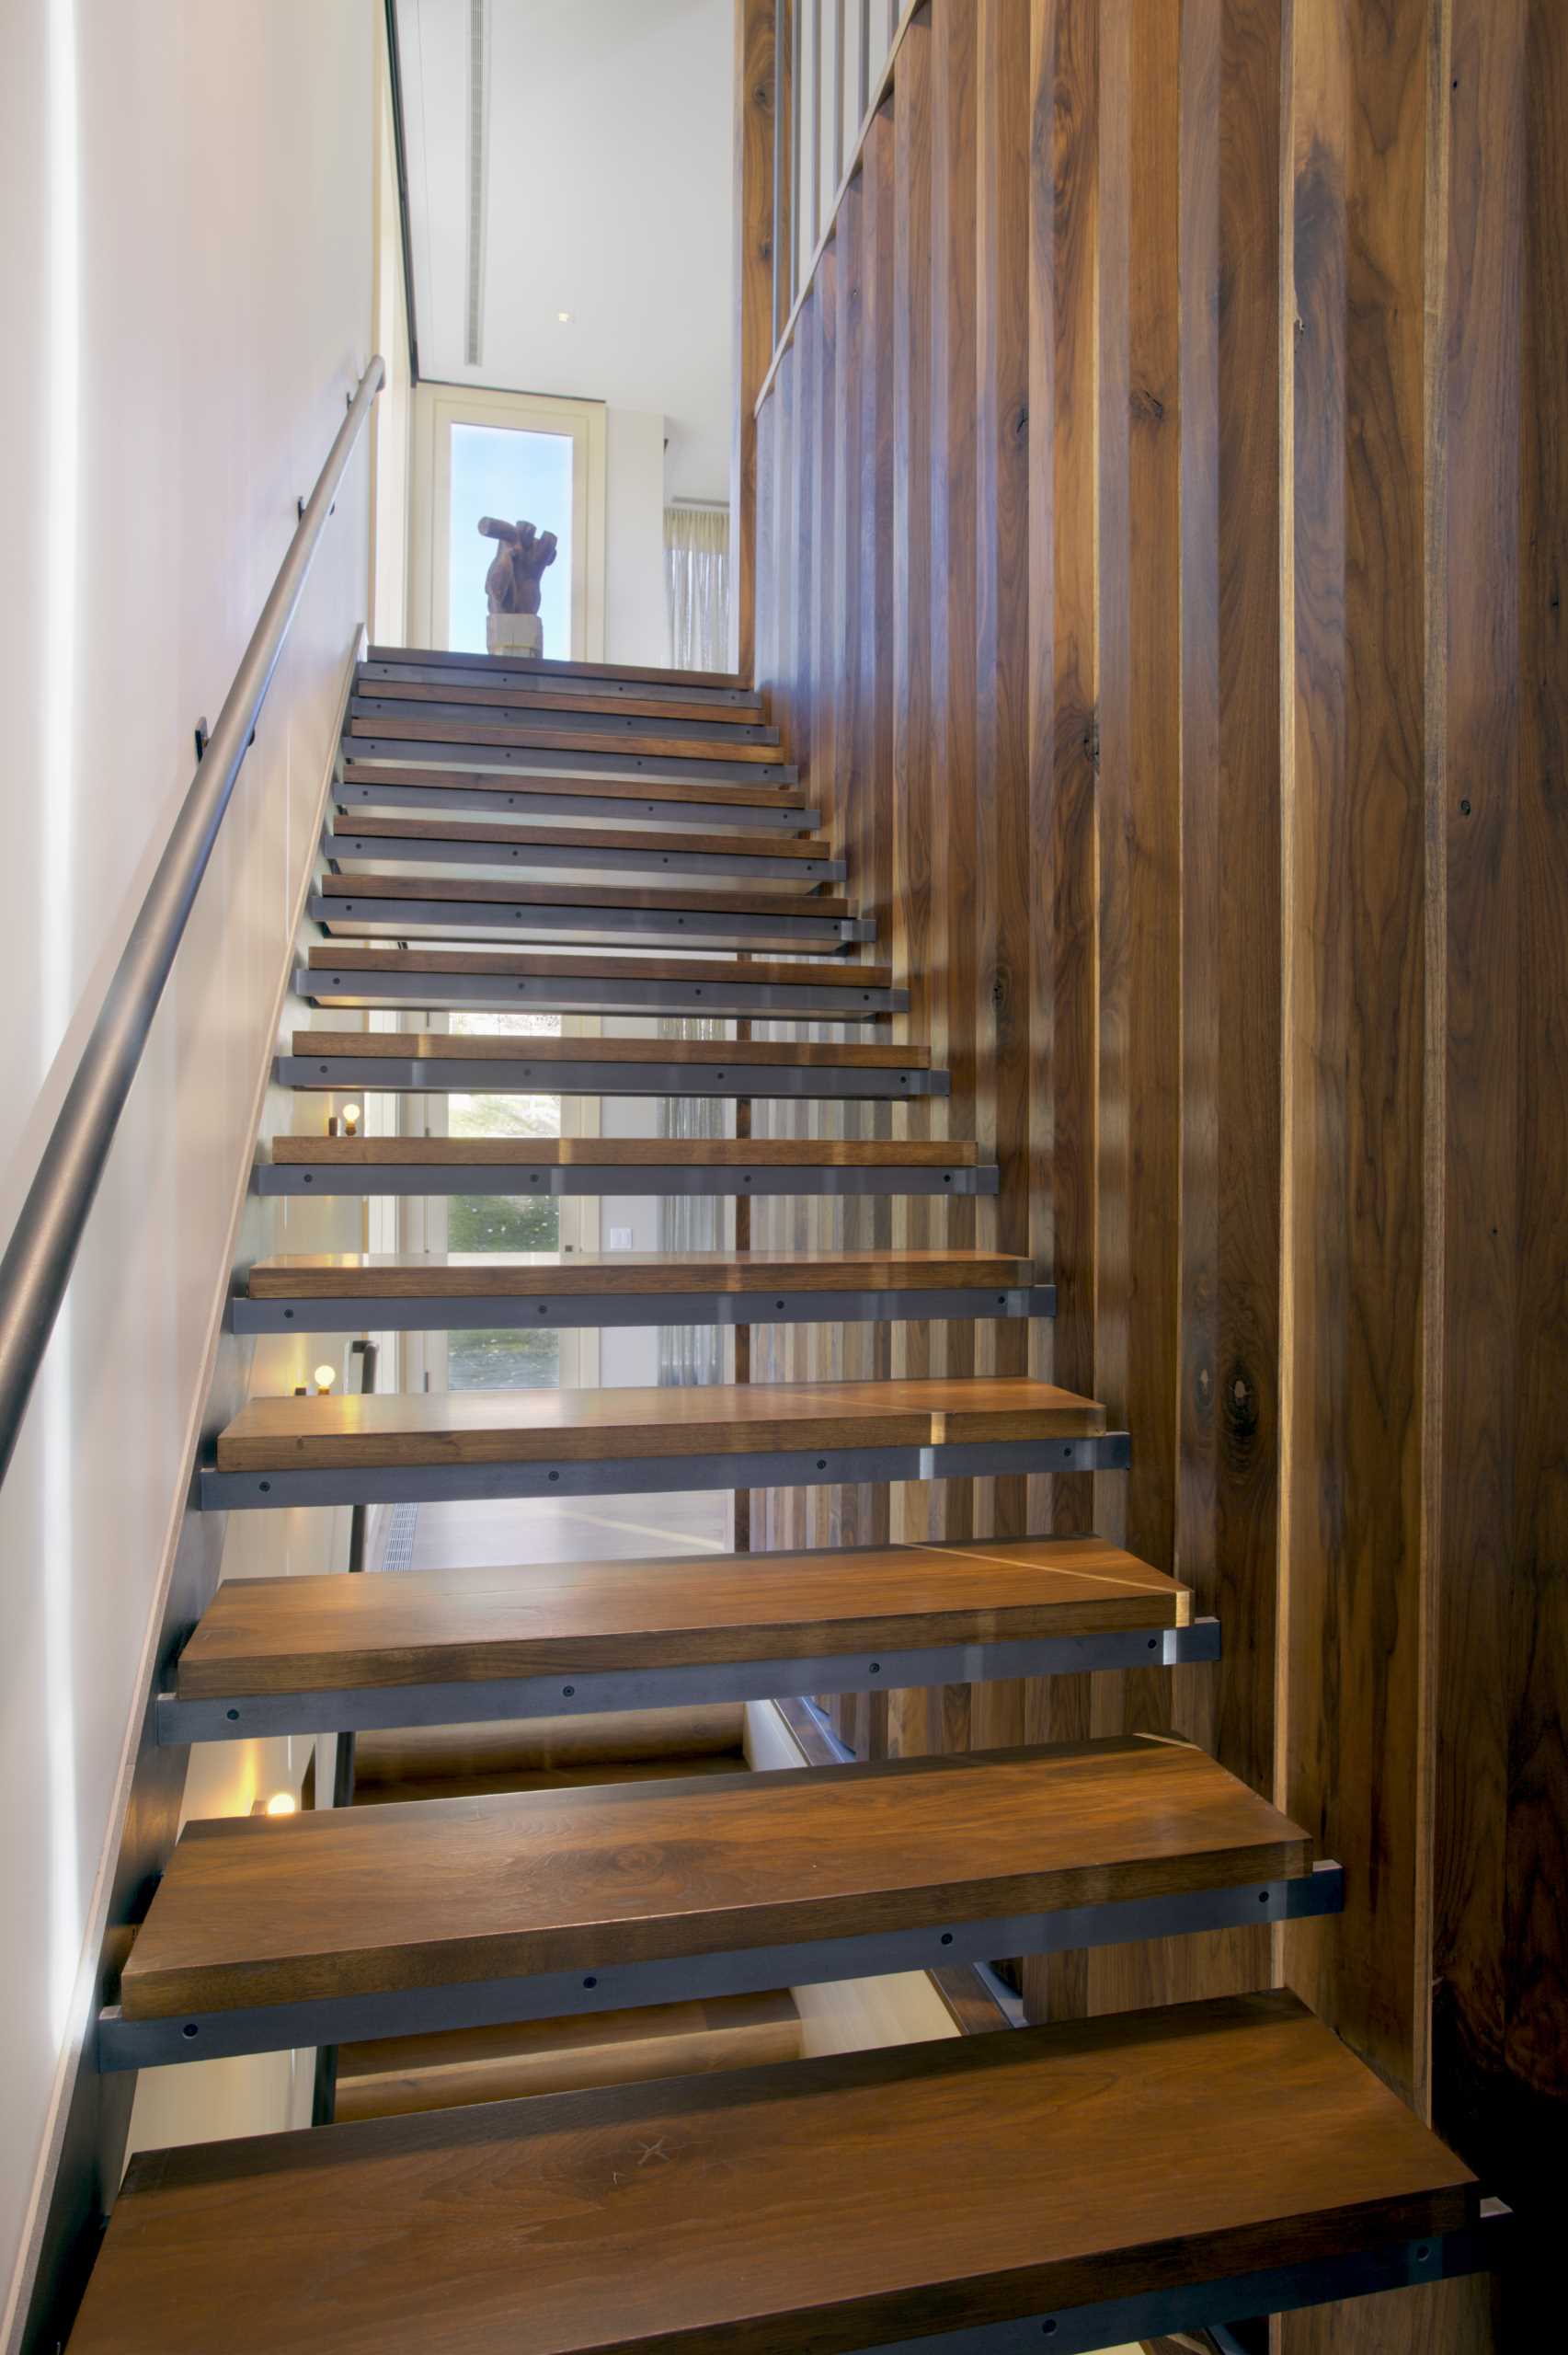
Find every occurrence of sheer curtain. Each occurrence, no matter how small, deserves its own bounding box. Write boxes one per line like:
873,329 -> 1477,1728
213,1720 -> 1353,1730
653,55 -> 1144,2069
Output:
665,503 -> 731,671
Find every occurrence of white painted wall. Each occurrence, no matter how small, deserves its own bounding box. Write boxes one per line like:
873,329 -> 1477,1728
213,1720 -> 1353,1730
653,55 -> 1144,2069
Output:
371,0 -> 415,647
0,1 -> 378,2336
605,407 -> 670,668
395,0 -> 734,500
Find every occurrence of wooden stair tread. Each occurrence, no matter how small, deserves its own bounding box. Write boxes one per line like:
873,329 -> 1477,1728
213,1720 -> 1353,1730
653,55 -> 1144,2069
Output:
318,872 -> 853,917
177,1535 -> 1188,1698
346,715 -> 784,764
365,645 -> 751,694
304,946 -> 896,988
119,1738 -> 1308,2017
247,1246 -> 1031,1299
361,681 -> 767,726
290,1032 -> 931,1071
333,1989 -> 803,2124
213,1377 -> 1107,1472
340,761 -> 807,811
327,814 -> 828,858
70,1991 -> 1476,2355
269,1135 -> 981,1168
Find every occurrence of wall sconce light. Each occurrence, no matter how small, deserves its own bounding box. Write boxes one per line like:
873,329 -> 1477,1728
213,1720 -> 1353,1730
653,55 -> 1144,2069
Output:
314,1364 -> 337,1396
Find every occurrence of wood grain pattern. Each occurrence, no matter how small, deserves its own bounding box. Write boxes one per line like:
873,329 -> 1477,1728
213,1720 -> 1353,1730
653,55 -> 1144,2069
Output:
1419,8 -> 1565,2344
177,1535 -> 1191,1696
214,1378 -> 1108,1472
345,716 -> 784,765
928,0 -> 980,1573
120,1739 -> 1308,2017
888,6 -> 936,1570
974,0 -> 1033,1584
1019,0 -> 1103,2025
290,1032 -> 930,1071
269,1135 -> 982,1168
333,1990 -> 803,2123
340,762 -> 807,811
1280,0 -> 1433,2115
247,1247 -> 1033,1298
304,946 -> 897,989
71,1993 -> 1476,2355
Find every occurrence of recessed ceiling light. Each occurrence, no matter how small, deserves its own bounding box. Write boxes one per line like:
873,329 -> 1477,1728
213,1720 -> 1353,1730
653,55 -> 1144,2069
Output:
556,309 -> 573,324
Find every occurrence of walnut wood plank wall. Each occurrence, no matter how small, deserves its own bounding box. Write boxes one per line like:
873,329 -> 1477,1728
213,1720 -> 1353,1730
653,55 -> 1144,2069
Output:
744,7 -> 1564,2342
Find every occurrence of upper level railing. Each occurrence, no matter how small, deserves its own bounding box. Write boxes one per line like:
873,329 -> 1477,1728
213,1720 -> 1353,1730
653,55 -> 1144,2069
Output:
0,355 -> 385,1487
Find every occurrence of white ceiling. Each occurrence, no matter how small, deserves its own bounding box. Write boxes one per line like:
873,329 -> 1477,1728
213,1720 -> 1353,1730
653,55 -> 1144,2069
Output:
395,0 -> 736,501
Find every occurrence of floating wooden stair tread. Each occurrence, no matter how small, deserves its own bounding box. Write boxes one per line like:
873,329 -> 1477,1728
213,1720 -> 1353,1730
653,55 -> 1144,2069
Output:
268,1135 -> 979,1168
318,873 -> 853,919
338,760 -> 809,814
298,944 -> 906,1017
282,1036 -> 939,1102
248,1246 -> 1027,1301
176,1535 -> 1189,1700
354,692 -> 778,746
364,643 -> 751,695
333,1988 -> 804,2125
70,1991 -> 1477,2355
346,713 -> 786,764
326,813 -> 835,867
359,678 -> 766,726
213,1376 -> 1106,1474
118,1738 -> 1308,2019
291,1032 -> 930,1071
257,1132 -> 996,1202
305,945 -> 894,988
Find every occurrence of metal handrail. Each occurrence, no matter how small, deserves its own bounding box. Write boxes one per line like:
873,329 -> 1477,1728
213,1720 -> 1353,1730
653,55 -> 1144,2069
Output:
0,354 -> 385,1487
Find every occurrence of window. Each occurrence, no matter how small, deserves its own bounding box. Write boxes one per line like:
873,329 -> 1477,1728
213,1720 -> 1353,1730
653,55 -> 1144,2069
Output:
408,384 -> 606,657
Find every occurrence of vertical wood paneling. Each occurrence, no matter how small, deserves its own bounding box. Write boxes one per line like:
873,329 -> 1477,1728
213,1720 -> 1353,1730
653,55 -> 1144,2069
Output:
887,7 -> 938,1625
747,1 -> 1565,2324
971,0 -> 1034,1748
1019,0 -> 1100,2029
927,0 -> 979,1750
1207,0 -> 1285,1822
1507,0 -> 1568,2275
733,0 -> 778,680
1281,0 -> 1435,2113
1083,0 -> 1185,2018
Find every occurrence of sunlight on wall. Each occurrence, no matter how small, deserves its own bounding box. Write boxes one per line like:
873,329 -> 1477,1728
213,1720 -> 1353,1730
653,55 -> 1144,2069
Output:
41,0 -> 81,2046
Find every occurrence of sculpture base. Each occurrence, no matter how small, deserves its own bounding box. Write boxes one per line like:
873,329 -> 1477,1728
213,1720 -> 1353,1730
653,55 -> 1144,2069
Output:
486,613 -> 543,661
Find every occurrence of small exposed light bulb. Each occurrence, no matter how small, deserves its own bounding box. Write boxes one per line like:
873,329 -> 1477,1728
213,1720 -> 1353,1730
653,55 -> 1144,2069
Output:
314,1364 -> 338,1395
341,1102 -> 361,1135
265,1792 -> 297,1818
